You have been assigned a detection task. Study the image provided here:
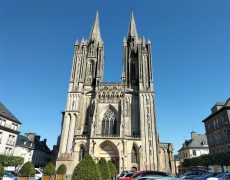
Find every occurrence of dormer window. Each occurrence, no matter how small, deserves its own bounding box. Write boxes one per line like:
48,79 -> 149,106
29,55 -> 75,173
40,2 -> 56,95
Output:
202,141 -> 208,145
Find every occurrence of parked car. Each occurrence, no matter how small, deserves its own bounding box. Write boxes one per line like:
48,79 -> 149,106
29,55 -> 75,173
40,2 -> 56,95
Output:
207,173 -> 230,180
133,171 -> 169,179
3,171 -> 18,180
119,171 -> 144,180
134,176 -> 182,180
35,168 -> 43,180
118,172 -> 136,180
180,171 -> 201,179
196,172 -> 221,180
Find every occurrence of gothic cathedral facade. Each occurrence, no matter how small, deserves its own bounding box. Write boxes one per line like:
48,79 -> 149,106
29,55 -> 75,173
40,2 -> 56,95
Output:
56,12 -> 160,175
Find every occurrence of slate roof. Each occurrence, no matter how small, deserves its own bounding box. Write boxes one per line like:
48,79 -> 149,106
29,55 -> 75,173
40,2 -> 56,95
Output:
178,133 -> 208,152
0,102 -> 21,124
16,134 -> 35,149
203,98 -> 230,122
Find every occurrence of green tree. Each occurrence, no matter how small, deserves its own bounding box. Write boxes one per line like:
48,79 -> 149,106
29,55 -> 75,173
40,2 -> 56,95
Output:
107,161 -> 117,180
43,162 -> 56,175
56,164 -> 67,175
108,161 -> 115,179
18,161 -> 35,177
0,163 -> 4,177
72,155 -> 101,180
98,158 -> 111,180
0,155 -> 24,166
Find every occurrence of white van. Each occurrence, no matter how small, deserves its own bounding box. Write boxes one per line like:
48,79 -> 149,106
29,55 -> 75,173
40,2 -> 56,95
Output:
35,168 -> 43,180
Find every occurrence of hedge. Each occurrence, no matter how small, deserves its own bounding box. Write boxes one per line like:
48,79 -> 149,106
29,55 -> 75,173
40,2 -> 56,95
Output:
108,161 -> 117,179
56,164 -> 67,175
98,158 -> 111,180
43,162 -> 56,176
72,155 -> 101,180
0,155 -> 24,166
182,151 -> 230,171
18,161 -> 35,177
0,163 -> 4,177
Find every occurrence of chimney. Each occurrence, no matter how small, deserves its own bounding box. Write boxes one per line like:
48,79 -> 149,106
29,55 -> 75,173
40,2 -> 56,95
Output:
44,138 -> 47,144
191,131 -> 197,139
35,135 -> 41,141
25,133 -> 36,142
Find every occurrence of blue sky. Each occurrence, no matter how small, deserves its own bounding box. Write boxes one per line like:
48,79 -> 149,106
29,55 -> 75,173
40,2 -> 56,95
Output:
0,0 -> 230,153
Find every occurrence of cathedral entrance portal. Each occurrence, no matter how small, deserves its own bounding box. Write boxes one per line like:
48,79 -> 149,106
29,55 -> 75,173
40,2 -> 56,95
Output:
99,141 -> 119,172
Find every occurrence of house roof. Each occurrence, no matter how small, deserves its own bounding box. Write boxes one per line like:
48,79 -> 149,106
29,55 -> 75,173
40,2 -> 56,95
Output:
178,133 -> 208,152
16,134 -> 35,149
203,98 -> 230,122
0,102 -> 21,124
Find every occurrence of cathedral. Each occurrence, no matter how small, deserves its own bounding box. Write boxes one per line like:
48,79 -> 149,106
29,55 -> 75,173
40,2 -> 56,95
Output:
56,12 -> 174,175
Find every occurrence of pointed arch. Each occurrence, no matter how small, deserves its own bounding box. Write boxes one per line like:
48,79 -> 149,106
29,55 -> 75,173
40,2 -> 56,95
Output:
79,144 -> 85,162
131,142 -> 140,168
101,105 -> 119,136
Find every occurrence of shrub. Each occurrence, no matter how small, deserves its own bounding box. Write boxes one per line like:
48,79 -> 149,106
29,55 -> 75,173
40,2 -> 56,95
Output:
108,161 -> 115,178
18,161 -> 35,177
72,155 -> 101,180
0,155 -> 24,166
43,162 -> 56,176
56,164 -> 67,175
98,158 -> 111,180
0,163 -> 4,177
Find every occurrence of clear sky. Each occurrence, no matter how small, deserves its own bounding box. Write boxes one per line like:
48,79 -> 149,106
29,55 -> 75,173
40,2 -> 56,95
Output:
0,0 -> 230,153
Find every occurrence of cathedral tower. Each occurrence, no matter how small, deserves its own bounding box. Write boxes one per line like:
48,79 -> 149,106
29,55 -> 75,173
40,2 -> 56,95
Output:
57,12 -> 159,175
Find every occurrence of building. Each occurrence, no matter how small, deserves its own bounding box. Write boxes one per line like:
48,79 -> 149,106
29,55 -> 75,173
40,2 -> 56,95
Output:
202,98 -> 230,154
0,102 -> 21,155
178,131 -> 209,162
56,12 -> 160,175
159,142 -> 176,175
13,134 -> 35,163
25,133 -> 51,167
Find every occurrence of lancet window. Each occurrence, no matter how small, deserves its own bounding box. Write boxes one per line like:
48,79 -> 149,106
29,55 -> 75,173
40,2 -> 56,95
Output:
131,147 -> 138,163
101,109 -> 117,136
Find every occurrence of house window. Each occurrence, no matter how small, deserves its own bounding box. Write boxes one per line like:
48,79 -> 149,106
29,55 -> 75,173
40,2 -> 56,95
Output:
0,118 -> 6,126
192,150 -> 196,156
0,132 -> 2,143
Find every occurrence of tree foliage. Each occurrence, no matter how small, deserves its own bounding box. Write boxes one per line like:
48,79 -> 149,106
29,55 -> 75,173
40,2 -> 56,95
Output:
56,164 -> 67,175
43,162 -> 56,175
72,155 -> 101,180
18,161 -> 35,177
182,151 -> 230,169
98,158 -> 111,180
0,155 -> 24,166
108,161 -> 117,179
0,163 -> 4,177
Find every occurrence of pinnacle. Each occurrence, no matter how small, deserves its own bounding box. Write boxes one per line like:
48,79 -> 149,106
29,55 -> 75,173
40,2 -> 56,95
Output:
89,11 -> 102,42
127,11 -> 138,41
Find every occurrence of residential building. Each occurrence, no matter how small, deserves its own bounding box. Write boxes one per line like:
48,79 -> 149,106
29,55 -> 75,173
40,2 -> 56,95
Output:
0,102 -> 21,155
203,98 -> 230,154
178,131 -> 209,162
57,12 -> 160,175
25,133 -> 51,167
13,134 -> 35,163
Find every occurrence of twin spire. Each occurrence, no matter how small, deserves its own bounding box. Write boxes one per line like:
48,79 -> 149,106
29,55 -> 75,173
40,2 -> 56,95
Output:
88,11 -> 138,43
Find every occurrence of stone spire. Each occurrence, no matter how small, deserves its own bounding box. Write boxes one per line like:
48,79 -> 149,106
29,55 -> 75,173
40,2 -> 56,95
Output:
89,11 -> 102,42
127,12 -> 138,42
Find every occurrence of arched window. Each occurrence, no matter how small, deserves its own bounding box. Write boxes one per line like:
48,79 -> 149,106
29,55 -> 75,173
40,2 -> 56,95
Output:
101,109 -> 117,136
79,146 -> 85,161
131,147 -> 138,163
